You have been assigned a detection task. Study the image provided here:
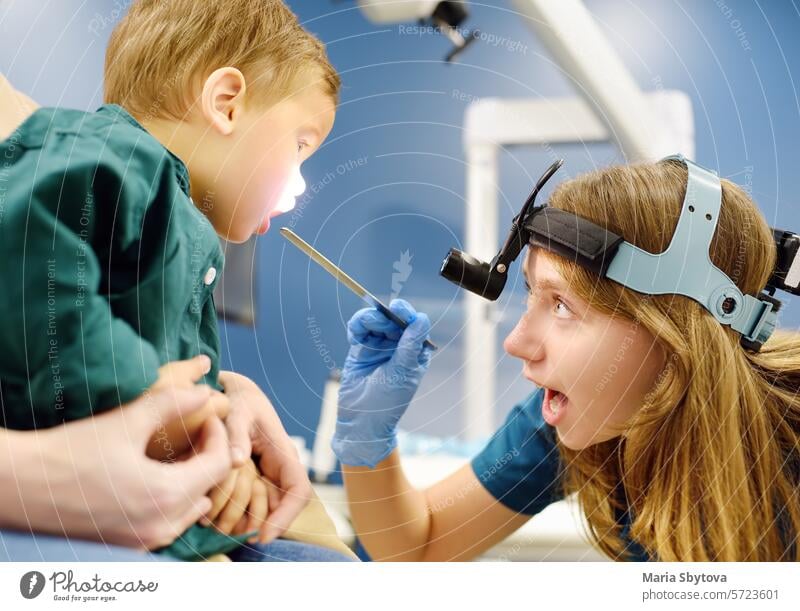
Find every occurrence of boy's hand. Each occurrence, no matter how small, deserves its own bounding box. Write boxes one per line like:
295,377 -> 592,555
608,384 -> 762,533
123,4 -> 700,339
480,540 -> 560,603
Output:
202,458 -> 268,543
146,355 -> 231,461
218,371 -> 312,543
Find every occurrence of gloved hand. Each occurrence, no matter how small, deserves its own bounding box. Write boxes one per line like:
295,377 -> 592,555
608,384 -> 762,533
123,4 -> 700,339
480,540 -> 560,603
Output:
332,299 -> 433,468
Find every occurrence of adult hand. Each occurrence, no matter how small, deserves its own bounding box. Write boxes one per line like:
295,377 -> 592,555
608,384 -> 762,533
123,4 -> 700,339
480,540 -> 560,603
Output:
217,371 -> 312,543
3,384 -> 232,551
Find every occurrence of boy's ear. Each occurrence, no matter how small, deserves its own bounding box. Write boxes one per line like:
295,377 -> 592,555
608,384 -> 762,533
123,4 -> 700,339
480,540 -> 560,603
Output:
200,67 -> 246,136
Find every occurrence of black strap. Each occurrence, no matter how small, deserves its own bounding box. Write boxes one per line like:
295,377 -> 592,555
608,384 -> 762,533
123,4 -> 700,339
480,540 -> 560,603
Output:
769,229 -> 800,296
525,207 -> 625,277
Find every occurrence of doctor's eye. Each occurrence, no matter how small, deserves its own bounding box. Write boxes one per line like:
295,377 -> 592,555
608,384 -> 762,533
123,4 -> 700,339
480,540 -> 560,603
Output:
553,297 -> 573,317
297,140 -> 309,154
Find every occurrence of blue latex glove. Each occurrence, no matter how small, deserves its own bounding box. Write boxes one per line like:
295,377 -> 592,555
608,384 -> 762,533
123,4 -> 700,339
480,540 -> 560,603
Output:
332,299 -> 433,468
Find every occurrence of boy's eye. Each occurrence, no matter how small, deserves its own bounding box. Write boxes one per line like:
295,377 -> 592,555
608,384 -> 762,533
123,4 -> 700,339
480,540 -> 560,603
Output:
297,141 -> 309,153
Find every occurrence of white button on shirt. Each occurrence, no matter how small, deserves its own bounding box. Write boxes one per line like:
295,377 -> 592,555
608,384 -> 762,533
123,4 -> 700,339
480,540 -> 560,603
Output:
204,266 -> 217,286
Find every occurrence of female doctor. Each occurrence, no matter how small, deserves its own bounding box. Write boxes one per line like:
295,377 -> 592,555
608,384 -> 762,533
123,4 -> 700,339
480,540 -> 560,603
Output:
331,158 -> 800,562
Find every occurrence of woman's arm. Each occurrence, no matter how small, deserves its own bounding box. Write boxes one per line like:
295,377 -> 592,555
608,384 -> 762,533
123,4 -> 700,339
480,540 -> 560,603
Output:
344,451 -> 530,561
334,300 -> 530,560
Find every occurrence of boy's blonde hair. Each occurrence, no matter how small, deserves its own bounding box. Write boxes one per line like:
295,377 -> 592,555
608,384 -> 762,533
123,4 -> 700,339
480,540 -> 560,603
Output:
545,160 -> 800,561
104,0 -> 340,121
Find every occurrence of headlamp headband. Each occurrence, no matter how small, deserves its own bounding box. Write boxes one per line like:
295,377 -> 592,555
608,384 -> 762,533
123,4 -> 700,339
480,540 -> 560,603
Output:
440,154 -> 796,352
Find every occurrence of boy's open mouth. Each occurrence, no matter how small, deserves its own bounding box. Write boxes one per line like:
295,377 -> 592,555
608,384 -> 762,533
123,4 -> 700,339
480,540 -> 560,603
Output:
256,208 -> 289,236
256,216 -> 271,235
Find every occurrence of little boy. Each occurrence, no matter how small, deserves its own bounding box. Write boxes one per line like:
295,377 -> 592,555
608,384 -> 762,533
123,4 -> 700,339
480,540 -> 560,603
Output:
0,0 -> 337,560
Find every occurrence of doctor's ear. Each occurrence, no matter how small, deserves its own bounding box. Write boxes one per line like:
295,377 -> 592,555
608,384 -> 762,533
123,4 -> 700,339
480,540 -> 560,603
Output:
199,67 -> 247,136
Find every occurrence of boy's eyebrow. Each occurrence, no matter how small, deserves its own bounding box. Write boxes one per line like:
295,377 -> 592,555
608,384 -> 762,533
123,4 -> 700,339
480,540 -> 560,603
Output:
299,126 -> 320,141
304,124 -> 326,147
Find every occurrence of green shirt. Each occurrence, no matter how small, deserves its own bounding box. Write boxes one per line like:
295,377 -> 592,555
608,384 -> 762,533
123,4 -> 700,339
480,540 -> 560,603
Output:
0,104 -> 251,559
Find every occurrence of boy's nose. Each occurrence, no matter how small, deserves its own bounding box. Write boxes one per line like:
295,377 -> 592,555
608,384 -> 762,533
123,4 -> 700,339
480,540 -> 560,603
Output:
275,166 -> 306,213
290,167 -> 306,197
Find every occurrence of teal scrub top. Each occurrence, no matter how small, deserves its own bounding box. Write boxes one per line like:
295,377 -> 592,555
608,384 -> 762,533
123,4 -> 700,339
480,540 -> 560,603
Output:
470,388 -> 651,561
0,104 -> 252,560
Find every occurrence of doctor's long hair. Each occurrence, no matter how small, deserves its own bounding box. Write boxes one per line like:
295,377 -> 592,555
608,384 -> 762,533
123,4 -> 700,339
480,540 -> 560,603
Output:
546,158 -> 800,561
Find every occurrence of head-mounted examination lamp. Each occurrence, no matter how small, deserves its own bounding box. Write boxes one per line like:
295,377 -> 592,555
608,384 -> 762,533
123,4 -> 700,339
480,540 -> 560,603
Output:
440,158 -> 565,301
440,155 -> 800,352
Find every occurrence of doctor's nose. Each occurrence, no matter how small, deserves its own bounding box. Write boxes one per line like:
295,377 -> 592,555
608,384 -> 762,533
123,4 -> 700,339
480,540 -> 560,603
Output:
504,309 -> 546,362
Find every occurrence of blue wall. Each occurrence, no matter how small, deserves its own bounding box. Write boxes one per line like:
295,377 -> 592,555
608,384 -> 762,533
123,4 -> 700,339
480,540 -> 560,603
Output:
2,0 -> 799,444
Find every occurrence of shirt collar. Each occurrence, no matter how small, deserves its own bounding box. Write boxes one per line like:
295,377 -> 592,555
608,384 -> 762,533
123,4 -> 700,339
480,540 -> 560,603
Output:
96,103 -> 192,196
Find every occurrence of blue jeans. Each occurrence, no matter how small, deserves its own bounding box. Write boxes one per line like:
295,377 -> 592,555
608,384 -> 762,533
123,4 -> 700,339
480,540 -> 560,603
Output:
0,530 -> 356,562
